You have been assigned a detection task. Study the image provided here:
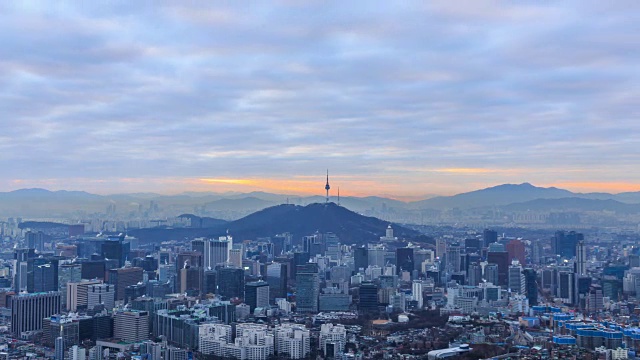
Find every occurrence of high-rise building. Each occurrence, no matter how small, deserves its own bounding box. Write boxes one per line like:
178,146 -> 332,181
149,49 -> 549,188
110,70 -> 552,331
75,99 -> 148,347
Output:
557,271 -> 575,305
523,268 -> 538,306
484,264 -> 499,285
446,243 -> 462,273
266,262 -> 287,300
506,240 -> 526,266
11,292 -> 62,336
13,248 -> 36,292
27,257 -> 59,293
26,231 -> 46,252
396,248 -> 414,275
101,235 -> 130,268
468,263 -> 483,286
191,238 -> 205,254
87,283 -> 115,311
576,241 -> 587,276
108,267 -> 144,301
464,238 -> 481,253
354,247 -> 368,273
80,260 -> 106,280
204,237 -> 232,269
487,251 -> 509,286
114,310 -> 149,343
217,267 -> 245,299
229,247 -> 243,268
367,247 -> 385,268
358,281 -> 378,313
412,280 -> 424,309
553,231 -> 583,259
55,337 -> 64,360
66,280 -> 102,312
42,315 -> 79,349
585,284 -> 603,314
58,263 -> 81,309
508,260 -> 525,294
295,264 -> 319,313
245,281 -> 269,312
483,229 -> 498,248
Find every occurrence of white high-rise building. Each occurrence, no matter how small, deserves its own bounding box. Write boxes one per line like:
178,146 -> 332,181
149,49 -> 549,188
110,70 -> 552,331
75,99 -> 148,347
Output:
199,324 -> 233,356
576,241 -> 587,276
319,324 -> 346,360
199,323 -> 274,360
70,345 -> 86,360
204,236 -> 233,269
273,324 -> 310,359
114,310 -> 149,343
508,260 -> 525,295
87,283 -> 115,311
66,280 -> 102,312
412,280 -> 424,309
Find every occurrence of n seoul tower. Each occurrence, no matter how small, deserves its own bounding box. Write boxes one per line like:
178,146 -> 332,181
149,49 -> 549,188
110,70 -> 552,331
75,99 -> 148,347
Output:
325,170 -> 330,203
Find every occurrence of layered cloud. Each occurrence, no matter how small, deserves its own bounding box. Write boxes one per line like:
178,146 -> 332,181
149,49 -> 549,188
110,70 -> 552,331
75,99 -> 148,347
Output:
0,1 -> 638,196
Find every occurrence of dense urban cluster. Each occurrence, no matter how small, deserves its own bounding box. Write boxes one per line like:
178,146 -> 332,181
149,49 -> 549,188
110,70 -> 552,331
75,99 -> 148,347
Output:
0,204 -> 639,360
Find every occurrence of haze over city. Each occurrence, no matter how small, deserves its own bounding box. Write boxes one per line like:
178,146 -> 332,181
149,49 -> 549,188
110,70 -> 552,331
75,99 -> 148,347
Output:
1,1 -> 639,197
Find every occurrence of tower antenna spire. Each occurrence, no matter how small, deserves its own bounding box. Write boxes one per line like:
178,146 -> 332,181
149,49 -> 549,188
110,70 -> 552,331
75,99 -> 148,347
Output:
337,187 -> 340,206
325,169 -> 330,204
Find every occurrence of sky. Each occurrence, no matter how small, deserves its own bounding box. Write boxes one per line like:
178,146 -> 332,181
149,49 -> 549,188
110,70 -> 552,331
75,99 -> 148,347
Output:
1,1 -> 639,198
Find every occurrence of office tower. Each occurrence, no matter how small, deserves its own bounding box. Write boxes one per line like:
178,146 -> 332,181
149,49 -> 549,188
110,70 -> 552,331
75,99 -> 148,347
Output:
229,247 -> 243,268
576,241 -> 587,275
203,270 -> 217,295
532,241 -> 543,265
483,229 -> 498,248
487,251 -> 509,286
557,271 -> 575,305
436,239 -> 447,261
585,284 -> 603,314
245,281 -> 269,312
319,324 -> 346,359
108,267 -> 143,301
468,263 -> 483,286
270,235 -> 286,257
177,267 -> 201,295
58,263 -> 81,309
191,238 -> 205,254
358,281 -> 378,313
14,248 -> 36,292
412,280 -> 424,309
217,267 -> 245,299
204,237 -> 232,269
80,260 -> 106,280
70,345 -> 85,360
367,247 -> 385,268
87,283 -> 115,311
27,257 -> 59,293
101,235 -> 130,268
464,238 -> 481,253
273,324 -> 311,359
11,292 -> 61,336
506,240 -> 526,265
55,337 -> 64,360
413,249 -> 434,272
446,243 -> 462,273
266,262 -> 288,300
354,247 -> 368,273
66,280 -> 102,311
508,261 -> 525,294
523,268 -> 538,306
484,264 -> 499,285
553,231 -> 583,259
296,264 -> 319,313
26,231 -> 45,252
396,248 -> 414,275
114,310 -> 149,343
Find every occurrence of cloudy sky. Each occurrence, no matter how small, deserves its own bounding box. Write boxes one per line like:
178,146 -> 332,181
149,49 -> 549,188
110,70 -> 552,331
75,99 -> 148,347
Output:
1,1 -> 638,198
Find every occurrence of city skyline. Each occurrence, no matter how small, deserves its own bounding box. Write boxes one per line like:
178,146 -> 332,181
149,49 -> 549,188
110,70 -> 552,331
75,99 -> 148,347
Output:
1,2 -> 639,196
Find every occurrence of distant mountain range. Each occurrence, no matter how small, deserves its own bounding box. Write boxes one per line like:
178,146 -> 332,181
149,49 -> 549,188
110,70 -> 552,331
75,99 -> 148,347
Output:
3,183 -> 640,219
129,202 -> 419,245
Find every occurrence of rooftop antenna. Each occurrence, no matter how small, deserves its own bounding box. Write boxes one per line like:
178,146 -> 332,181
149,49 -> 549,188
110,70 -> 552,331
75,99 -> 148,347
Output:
325,169 -> 330,204
337,187 -> 340,206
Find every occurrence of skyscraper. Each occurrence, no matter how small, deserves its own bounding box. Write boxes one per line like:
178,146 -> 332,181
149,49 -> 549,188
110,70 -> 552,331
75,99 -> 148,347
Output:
523,268 -> 538,306
468,263 -> 483,286
483,229 -> 498,248
506,240 -> 526,266
576,241 -> 587,276
245,281 -> 269,312
108,267 -> 143,301
296,263 -> 319,313
101,235 -> 130,268
508,261 -> 525,294
354,247 -> 368,274
26,231 -> 45,252
204,237 -> 232,269
217,267 -> 245,299
487,250 -> 509,286
27,257 -> 59,293
358,281 -> 379,314
484,264 -> 499,285
266,262 -> 287,300
114,310 -> 149,343
553,231 -> 583,259
396,248 -> 414,275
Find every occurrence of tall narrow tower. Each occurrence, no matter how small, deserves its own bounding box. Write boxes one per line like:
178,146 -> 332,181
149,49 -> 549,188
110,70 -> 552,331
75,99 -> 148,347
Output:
325,170 -> 330,203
